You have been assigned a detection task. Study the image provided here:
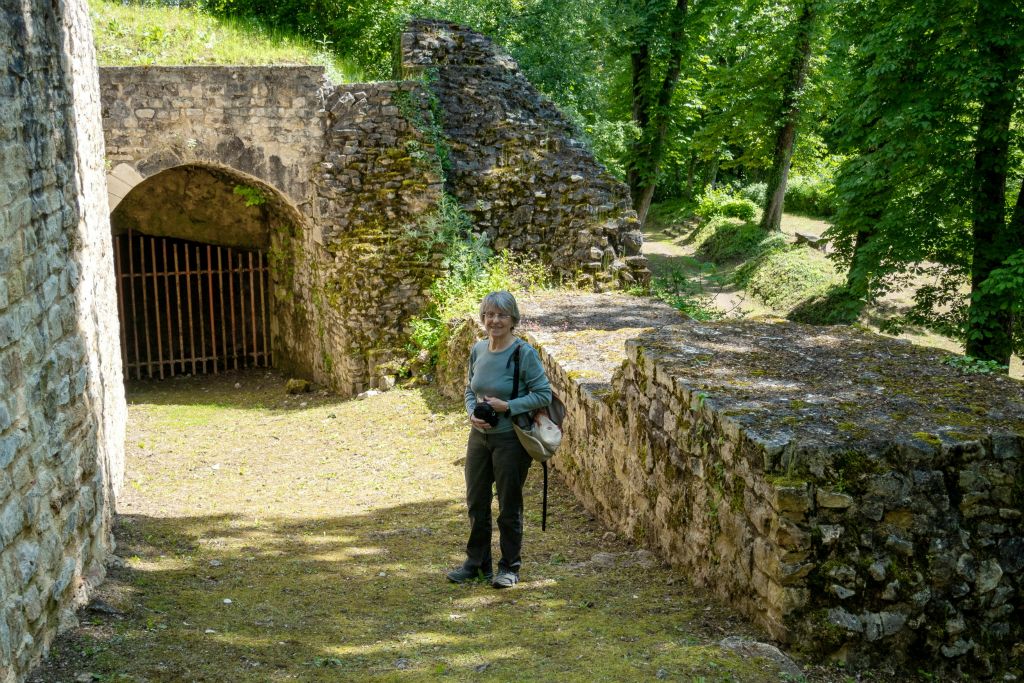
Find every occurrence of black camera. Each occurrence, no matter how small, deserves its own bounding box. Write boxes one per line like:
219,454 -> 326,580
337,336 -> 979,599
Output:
473,402 -> 499,427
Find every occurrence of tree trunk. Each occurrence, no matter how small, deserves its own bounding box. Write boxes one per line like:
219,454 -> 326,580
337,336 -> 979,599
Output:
626,0 -> 688,228
706,155 -> 719,189
964,0 -> 1023,366
684,152 -> 697,200
760,0 -> 817,232
845,227 -> 872,296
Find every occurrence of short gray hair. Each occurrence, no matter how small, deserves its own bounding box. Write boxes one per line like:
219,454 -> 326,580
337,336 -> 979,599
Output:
479,290 -> 520,329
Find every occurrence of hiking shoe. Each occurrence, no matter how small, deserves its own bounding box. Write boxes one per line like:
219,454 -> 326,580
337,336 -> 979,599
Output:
491,570 -> 519,589
446,566 -> 492,584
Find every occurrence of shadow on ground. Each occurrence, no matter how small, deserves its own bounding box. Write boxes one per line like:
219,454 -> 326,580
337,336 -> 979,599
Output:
31,501 -> 779,683
30,372 -> 880,682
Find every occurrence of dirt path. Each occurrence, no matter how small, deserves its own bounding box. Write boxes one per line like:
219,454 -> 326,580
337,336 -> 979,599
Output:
29,370 -> 882,682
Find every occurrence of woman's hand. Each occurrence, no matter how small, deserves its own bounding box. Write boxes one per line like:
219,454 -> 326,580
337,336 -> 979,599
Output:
482,396 -> 509,413
470,414 -> 492,429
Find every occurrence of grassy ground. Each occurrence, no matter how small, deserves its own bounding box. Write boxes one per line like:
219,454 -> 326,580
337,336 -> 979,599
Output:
642,208 -> 1023,378
30,370 -> 883,683
90,0 -> 359,82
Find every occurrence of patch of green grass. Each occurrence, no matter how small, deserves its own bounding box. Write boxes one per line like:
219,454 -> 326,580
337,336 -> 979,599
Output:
694,219 -> 789,264
90,0 -> 360,82
734,246 -> 843,313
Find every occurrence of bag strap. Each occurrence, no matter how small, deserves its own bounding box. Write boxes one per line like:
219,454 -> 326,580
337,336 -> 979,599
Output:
509,341 -> 521,400
542,461 -> 548,531
509,341 -> 548,531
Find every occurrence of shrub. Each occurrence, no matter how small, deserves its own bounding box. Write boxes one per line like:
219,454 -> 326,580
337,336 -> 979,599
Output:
784,175 -> 837,218
689,215 -> 744,252
695,188 -> 758,222
734,245 -> 843,312
408,243 -> 550,369
738,182 -> 767,206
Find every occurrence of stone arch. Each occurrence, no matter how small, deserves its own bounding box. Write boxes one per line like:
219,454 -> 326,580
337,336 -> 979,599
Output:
108,162 -> 306,379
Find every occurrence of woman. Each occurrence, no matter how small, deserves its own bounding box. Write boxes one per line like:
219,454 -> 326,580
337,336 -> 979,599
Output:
447,291 -> 552,589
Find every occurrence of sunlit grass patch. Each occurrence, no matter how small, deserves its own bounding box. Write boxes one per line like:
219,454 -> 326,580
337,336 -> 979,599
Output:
90,0 -> 360,82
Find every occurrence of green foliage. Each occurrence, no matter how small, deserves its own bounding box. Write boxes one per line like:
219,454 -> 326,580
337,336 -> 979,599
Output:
639,265 -> 722,322
408,193 -> 472,259
393,82 -> 451,178
941,355 -> 1009,376
783,174 -> 836,218
407,208 -> 550,366
970,249 -> 1024,357
735,245 -> 843,312
695,188 -> 758,222
827,0 -> 1024,361
581,118 -> 641,180
232,184 -> 267,207
694,218 -> 788,263
201,0 -> 400,79
738,182 -> 767,205
90,0 -> 358,79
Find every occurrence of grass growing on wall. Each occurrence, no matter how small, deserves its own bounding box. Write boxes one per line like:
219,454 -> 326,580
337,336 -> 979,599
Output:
90,0 -> 359,82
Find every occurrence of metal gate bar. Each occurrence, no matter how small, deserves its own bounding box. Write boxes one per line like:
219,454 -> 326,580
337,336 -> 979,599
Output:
114,229 -> 273,379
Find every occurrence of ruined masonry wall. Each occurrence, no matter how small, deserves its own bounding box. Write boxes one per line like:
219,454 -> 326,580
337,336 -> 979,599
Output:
99,67 -> 445,395
400,20 -> 650,290
1,0 -> 127,681
97,20 -> 654,395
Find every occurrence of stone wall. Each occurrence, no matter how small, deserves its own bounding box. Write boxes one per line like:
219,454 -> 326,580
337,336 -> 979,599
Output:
99,68 -> 445,395
97,21 -> 655,394
1,0 -> 127,680
441,292 -> 1023,677
399,19 -> 650,290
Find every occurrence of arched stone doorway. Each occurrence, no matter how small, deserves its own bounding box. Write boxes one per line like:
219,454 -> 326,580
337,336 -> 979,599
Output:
109,163 -> 302,379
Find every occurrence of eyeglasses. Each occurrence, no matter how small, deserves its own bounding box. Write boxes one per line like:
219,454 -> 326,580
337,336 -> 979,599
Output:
483,312 -> 511,321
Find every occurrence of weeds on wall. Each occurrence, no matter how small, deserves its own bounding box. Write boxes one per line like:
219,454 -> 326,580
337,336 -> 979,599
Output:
233,184 -> 267,206
633,261 -> 722,322
408,240 -> 550,369
392,74 -> 451,179
941,354 -> 1010,375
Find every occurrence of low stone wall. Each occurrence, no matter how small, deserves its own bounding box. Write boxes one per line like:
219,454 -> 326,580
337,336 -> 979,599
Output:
2,0 -> 127,680
441,292 -> 1023,677
399,20 -> 650,290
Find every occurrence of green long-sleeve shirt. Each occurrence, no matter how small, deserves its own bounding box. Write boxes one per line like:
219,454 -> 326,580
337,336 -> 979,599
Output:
464,339 -> 552,434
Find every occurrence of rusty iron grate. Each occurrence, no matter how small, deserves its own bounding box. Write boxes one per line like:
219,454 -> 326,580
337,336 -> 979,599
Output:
114,230 -> 272,379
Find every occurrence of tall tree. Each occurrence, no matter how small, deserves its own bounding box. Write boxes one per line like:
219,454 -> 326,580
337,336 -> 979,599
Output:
759,0 -> 819,231
963,0 -> 1024,363
623,0 -> 689,227
828,0 -> 1024,367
